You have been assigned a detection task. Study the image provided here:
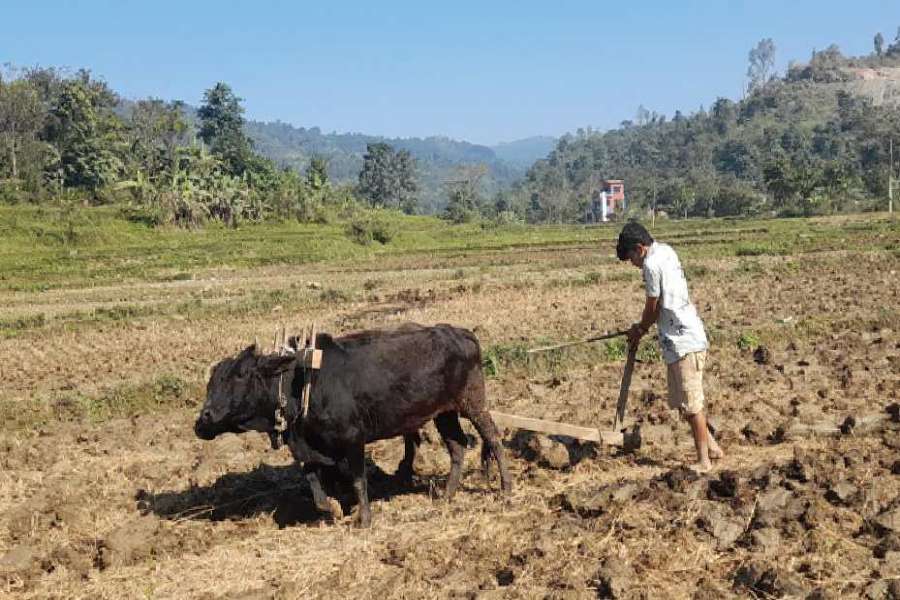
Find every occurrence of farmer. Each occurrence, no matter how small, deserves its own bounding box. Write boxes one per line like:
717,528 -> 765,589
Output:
616,222 -> 724,473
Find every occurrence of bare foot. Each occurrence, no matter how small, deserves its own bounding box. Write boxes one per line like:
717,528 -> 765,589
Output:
709,447 -> 725,460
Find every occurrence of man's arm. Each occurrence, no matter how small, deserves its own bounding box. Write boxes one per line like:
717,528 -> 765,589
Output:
628,296 -> 659,348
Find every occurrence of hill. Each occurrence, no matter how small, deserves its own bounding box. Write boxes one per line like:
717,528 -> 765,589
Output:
490,136 -> 558,169
243,121 -> 523,214
508,38 -> 900,222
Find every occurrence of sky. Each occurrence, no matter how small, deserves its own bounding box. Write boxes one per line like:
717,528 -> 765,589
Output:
3,0 -> 900,145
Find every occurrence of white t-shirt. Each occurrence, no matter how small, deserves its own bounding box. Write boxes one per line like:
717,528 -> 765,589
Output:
642,242 -> 708,364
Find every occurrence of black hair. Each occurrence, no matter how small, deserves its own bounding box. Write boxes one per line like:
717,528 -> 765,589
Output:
616,221 -> 654,261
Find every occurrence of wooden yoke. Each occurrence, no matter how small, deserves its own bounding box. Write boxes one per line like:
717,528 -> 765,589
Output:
299,323 -> 320,418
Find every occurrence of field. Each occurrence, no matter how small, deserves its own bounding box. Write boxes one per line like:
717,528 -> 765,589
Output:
1,206 -> 899,599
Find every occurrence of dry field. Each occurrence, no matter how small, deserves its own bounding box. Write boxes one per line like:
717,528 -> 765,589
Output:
1,214 -> 899,599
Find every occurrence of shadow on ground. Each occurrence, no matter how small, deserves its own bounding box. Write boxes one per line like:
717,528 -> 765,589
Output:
136,459 -> 430,528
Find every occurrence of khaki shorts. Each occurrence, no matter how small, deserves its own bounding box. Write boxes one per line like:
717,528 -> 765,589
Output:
666,351 -> 707,415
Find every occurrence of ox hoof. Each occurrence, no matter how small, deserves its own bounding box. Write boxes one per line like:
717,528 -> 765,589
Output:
352,509 -> 372,529
325,498 -> 344,521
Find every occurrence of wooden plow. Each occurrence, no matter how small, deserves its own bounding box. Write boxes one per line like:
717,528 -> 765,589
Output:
490,330 -> 642,451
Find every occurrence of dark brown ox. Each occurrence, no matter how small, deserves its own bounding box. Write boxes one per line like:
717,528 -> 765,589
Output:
194,323 -> 512,527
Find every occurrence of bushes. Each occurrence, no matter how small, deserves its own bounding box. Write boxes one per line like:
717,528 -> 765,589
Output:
737,331 -> 760,351
345,208 -> 398,245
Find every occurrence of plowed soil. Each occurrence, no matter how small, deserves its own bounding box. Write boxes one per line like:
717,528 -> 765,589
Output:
2,216 -> 899,599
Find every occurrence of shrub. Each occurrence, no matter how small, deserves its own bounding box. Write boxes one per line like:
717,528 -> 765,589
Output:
482,343 -> 529,377
602,338 -> 628,361
735,244 -> 771,256
345,209 -> 397,245
737,331 -> 760,351
684,264 -> 711,279
320,288 -> 352,304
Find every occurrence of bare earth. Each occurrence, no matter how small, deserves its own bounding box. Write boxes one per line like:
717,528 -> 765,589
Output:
2,220 -> 900,599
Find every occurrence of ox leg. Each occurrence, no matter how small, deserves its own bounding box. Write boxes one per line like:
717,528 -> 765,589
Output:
434,412 -> 467,501
396,432 -> 421,483
304,465 -> 343,522
347,443 -> 372,528
468,410 -> 513,494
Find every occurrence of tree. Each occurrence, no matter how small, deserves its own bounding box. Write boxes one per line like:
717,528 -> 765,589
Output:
747,38 -> 776,92
875,32 -> 885,57
670,182 -> 695,219
357,143 -> 418,212
443,164 -> 487,223
711,98 -> 737,135
889,27 -> 900,56
635,105 -> 651,126
306,156 -> 329,190
0,78 -> 45,189
197,83 -> 253,177
47,77 -> 123,192
127,98 -> 189,185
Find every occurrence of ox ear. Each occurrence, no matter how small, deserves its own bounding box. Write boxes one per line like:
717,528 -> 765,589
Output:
235,344 -> 258,360
257,354 -> 297,378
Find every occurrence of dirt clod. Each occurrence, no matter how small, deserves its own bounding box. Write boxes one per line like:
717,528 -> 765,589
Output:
99,516 -> 160,569
556,481 -> 641,519
733,562 -> 806,597
753,346 -> 772,365
864,579 -> 891,600
825,480 -> 858,506
750,527 -> 782,553
662,467 -> 701,494
754,487 -> 793,527
708,470 -> 744,499
889,580 -> 900,600
0,544 -> 39,578
887,403 -> 900,423
875,508 -> 900,534
697,502 -> 746,550
592,557 -> 634,599
510,431 -> 571,470
741,420 -> 774,444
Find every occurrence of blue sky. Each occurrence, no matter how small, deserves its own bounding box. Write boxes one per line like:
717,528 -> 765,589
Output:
3,1 -> 899,145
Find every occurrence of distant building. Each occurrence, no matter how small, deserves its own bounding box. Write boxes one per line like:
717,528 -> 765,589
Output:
585,179 -> 626,222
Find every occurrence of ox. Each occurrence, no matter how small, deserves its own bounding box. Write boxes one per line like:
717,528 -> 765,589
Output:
194,323 -> 512,527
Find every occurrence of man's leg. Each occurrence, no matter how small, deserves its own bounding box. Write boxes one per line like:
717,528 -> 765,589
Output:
673,351 -> 723,472
686,410 -> 713,473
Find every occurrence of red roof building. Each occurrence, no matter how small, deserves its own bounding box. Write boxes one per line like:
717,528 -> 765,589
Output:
602,179 -> 625,212
586,179 -> 626,222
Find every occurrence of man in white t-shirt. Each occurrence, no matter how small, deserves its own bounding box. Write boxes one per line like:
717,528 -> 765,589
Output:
616,222 -> 724,473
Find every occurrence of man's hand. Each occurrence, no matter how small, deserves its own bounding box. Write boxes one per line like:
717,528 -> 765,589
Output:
629,296 -> 659,349
627,322 -> 645,349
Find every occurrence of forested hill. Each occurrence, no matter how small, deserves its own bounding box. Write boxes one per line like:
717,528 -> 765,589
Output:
243,121 -> 541,213
490,136 -> 558,168
512,36 -> 900,222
